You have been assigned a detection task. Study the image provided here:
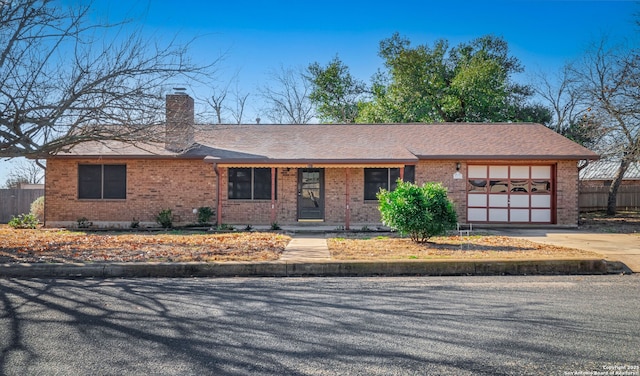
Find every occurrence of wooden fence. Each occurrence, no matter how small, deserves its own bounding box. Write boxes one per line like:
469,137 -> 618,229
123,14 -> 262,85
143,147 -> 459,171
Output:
0,189 -> 45,223
579,186 -> 640,211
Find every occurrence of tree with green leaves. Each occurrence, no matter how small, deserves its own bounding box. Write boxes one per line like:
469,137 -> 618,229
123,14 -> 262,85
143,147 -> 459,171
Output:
307,56 -> 367,123
357,33 -> 550,124
377,181 -> 457,243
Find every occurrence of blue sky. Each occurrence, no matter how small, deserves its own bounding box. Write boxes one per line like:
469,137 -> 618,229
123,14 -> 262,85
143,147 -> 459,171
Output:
0,0 -> 637,183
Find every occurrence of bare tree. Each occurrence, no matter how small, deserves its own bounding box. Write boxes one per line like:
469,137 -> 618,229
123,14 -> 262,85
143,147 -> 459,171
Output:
259,66 -> 315,124
204,74 -> 251,124
535,67 -> 603,150
570,39 -> 640,215
207,84 -> 229,124
0,0 -> 218,158
4,159 -> 45,188
229,89 -> 250,124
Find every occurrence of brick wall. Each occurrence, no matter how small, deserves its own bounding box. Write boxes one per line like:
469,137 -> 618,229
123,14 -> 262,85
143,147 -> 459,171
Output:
46,159 -> 582,227
45,158 -> 215,227
556,160 -> 580,225
415,160 -> 468,222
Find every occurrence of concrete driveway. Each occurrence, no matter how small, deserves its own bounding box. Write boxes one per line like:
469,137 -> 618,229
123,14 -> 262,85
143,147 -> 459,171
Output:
496,229 -> 640,273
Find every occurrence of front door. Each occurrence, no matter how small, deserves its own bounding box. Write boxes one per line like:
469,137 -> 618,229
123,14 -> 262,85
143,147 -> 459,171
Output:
298,169 -> 324,220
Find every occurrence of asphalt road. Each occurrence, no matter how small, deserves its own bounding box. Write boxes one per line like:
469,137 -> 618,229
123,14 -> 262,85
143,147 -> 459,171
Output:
1,276 -> 639,376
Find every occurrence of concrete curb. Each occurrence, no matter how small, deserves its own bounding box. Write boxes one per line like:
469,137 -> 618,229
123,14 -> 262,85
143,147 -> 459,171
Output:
0,259 -> 631,279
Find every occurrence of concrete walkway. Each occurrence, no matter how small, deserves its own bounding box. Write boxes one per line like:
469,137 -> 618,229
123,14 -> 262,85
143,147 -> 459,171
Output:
495,229 -> 640,273
279,234 -> 331,262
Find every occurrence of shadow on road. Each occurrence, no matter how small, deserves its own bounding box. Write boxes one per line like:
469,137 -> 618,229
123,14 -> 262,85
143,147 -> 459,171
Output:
1,277 -> 638,375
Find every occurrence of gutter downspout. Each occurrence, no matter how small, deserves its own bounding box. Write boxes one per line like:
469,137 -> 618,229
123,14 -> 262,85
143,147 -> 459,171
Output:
345,168 -> 350,230
214,164 -> 222,225
271,167 -> 276,224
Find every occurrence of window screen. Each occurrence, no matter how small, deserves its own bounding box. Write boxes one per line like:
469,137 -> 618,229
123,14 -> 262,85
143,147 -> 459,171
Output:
228,168 -> 275,200
78,164 -> 126,199
364,166 -> 416,200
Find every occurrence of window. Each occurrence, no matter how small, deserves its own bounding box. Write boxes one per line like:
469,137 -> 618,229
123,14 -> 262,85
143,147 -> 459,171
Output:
364,166 -> 415,200
228,168 -> 275,200
78,164 -> 126,199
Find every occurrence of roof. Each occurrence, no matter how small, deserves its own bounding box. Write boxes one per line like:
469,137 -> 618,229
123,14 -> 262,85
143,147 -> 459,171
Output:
54,123 -> 599,164
580,160 -> 640,180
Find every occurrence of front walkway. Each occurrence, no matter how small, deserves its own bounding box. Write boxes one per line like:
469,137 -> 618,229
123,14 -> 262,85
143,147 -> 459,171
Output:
279,234 -> 330,262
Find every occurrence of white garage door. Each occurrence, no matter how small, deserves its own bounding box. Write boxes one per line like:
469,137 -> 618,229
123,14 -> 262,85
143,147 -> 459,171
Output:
467,165 -> 553,224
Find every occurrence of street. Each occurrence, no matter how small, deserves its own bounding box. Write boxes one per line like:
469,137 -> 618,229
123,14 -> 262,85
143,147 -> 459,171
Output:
1,276 -> 639,375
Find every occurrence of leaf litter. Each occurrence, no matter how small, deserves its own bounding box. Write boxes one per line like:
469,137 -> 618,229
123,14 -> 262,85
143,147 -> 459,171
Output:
0,228 -> 291,264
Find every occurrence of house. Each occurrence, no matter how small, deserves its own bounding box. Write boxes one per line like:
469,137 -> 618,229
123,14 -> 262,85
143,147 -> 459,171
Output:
579,160 -> 640,188
578,160 -> 640,211
43,93 -> 599,228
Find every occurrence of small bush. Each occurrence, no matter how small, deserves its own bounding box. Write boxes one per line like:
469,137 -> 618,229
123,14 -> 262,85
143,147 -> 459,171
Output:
8,213 -> 39,229
77,217 -> 91,228
130,218 -> 140,229
197,206 -> 215,225
156,209 -> 174,228
244,224 -> 253,231
377,181 -> 457,243
216,223 -> 235,231
270,222 -> 281,230
30,196 -> 44,221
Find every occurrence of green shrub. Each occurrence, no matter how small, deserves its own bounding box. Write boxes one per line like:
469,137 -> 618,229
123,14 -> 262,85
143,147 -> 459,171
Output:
216,223 -> 235,231
270,222 -> 281,230
197,206 -> 215,225
77,217 -> 91,228
156,209 -> 174,228
377,181 -> 457,243
30,196 -> 44,221
8,213 -> 39,229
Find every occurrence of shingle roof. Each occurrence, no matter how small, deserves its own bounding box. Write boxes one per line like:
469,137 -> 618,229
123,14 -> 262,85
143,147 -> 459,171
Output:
55,123 -> 599,163
580,160 -> 640,180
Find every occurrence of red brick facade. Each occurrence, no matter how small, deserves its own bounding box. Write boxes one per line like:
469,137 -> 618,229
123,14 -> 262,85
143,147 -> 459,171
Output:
45,158 -> 582,228
45,158 -> 215,228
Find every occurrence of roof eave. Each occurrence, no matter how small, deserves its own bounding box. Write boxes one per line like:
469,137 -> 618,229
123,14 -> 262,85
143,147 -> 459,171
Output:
415,154 -> 600,161
203,157 -> 419,165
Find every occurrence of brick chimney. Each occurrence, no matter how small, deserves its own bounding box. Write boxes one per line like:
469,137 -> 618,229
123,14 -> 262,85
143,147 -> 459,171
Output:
165,91 -> 195,152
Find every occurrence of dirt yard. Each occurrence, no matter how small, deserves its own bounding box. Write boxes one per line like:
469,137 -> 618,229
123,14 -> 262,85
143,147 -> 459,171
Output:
579,210 -> 640,234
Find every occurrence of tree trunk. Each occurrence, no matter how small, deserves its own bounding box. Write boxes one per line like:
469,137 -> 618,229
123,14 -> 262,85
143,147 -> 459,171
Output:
606,159 -> 631,215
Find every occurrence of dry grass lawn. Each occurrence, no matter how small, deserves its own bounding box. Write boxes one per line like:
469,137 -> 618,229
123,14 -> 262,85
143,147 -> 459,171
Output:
328,235 -> 602,261
0,228 -> 291,263
579,210 -> 640,234
5,209 -> 636,264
